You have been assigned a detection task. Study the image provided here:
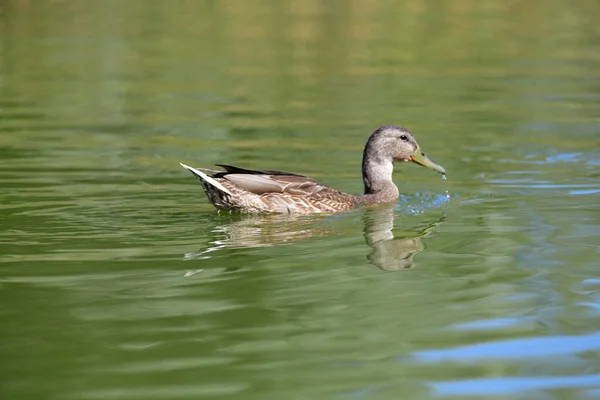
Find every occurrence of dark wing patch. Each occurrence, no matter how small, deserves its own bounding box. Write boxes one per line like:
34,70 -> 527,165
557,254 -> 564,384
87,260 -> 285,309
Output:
216,164 -> 308,177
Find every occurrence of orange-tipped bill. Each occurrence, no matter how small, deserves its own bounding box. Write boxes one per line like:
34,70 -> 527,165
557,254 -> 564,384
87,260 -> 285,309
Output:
409,147 -> 446,175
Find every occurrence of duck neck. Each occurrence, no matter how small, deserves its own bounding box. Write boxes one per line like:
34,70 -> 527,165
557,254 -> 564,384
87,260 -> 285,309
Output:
359,153 -> 399,205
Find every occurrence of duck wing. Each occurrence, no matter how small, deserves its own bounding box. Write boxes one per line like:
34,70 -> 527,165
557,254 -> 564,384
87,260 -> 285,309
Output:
216,164 -> 336,196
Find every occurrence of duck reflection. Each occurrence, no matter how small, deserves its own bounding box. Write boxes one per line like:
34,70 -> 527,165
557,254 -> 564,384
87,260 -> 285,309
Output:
184,206 -> 443,271
183,213 -> 332,259
362,204 -> 443,270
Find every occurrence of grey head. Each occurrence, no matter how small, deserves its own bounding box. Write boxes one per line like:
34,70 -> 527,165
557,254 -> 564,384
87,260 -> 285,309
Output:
361,125 -> 445,197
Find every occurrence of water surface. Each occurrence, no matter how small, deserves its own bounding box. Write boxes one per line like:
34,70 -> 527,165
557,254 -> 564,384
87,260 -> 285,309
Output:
1,1 -> 600,399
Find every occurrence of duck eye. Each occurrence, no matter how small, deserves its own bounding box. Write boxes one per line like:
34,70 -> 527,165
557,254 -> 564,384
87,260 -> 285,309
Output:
399,134 -> 408,141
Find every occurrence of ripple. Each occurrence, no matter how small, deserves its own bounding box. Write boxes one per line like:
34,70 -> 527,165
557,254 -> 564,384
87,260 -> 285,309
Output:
72,384 -> 249,399
411,332 -> 600,363
451,317 -> 535,332
570,189 -> 600,195
90,357 -> 234,374
429,374 -> 600,397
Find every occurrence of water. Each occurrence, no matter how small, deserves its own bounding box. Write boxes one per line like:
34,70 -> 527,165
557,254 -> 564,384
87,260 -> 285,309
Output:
1,1 -> 600,399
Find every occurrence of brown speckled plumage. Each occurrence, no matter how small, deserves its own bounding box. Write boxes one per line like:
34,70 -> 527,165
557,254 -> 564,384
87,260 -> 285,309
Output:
181,125 -> 446,214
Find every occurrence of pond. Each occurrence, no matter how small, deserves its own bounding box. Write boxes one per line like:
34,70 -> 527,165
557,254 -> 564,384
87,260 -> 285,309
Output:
1,1 -> 599,399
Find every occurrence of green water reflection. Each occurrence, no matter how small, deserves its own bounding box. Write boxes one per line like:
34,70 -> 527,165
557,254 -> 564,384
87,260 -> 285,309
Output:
1,1 -> 600,399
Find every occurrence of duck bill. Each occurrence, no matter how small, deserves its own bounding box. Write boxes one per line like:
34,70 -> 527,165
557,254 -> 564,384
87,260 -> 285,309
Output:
409,147 -> 446,174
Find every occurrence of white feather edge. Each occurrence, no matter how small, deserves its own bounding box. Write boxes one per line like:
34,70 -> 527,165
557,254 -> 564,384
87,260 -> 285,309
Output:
179,163 -> 233,196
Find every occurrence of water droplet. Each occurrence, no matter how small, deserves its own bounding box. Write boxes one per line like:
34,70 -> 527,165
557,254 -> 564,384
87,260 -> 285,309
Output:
440,173 -> 447,180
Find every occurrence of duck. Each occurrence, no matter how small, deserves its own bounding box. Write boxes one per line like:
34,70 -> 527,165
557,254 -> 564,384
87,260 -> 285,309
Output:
180,125 -> 446,214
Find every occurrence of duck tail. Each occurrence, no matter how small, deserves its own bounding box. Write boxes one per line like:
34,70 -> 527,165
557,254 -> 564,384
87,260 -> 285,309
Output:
179,163 -> 233,196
